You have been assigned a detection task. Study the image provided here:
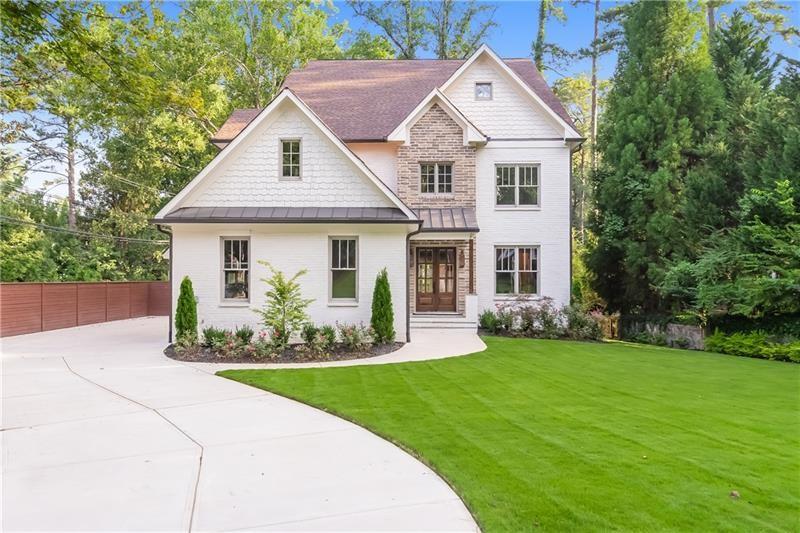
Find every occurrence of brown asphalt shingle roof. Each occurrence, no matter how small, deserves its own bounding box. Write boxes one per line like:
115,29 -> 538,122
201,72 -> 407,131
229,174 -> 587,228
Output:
211,58 -> 575,144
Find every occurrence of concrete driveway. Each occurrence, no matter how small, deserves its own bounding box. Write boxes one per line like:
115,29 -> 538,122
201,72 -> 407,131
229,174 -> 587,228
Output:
2,317 -> 477,532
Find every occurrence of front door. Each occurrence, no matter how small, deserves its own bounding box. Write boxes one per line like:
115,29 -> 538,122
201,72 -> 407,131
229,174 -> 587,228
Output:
416,247 -> 457,312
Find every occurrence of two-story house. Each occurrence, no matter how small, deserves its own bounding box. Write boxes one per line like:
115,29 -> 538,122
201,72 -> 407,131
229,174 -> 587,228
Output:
153,45 -> 582,341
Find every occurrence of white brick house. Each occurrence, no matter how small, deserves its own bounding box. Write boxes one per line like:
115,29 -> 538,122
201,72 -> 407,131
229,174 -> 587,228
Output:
153,45 -> 582,341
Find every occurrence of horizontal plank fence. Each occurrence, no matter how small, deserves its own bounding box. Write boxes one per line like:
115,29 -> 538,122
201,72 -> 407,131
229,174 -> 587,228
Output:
0,281 -> 170,338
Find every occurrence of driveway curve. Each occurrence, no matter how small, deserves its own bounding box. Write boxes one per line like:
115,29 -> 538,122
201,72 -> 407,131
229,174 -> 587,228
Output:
2,317 -> 477,532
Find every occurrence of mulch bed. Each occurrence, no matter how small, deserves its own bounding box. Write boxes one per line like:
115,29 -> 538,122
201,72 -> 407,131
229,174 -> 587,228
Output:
164,342 -> 404,364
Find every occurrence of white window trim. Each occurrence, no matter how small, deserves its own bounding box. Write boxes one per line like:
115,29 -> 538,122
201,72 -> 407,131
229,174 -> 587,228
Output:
493,245 -> 540,297
328,236 -> 359,304
475,81 -> 493,101
220,236 -> 251,304
280,138 -> 302,180
494,163 -> 542,209
420,162 -> 454,195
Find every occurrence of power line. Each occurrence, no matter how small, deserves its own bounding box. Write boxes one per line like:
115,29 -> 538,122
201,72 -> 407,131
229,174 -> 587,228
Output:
0,216 -> 168,245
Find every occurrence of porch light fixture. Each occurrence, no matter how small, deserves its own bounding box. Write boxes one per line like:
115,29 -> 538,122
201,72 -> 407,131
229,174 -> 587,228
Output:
459,249 -> 465,268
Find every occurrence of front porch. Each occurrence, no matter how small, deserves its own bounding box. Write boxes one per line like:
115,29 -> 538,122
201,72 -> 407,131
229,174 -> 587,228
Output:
408,234 -> 478,330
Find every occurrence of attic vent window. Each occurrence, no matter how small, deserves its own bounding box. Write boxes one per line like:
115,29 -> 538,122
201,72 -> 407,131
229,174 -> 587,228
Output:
475,82 -> 493,100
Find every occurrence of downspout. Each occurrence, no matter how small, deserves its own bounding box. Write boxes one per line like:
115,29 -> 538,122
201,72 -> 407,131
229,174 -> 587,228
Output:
156,224 -> 173,343
405,221 -> 424,342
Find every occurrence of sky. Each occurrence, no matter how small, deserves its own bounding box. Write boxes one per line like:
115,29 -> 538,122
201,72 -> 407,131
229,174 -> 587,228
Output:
22,0 -> 800,197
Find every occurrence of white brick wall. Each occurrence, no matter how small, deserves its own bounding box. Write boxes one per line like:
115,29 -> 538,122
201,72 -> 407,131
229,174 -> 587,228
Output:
444,56 -> 561,139
172,223 -> 409,340
474,141 -> 572,312
185,102 -> 393,208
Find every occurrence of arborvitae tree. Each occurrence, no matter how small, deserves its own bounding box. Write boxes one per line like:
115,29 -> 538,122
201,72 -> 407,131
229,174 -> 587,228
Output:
589,0 -> 723,313
370,268 -> 395,343
175,276 -> 198,341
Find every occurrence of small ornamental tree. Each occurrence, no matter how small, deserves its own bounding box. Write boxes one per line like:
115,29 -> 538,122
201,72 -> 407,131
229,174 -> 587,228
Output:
370,268 -> 395,343
253,261 -> 314,351
175,276 -> 198,342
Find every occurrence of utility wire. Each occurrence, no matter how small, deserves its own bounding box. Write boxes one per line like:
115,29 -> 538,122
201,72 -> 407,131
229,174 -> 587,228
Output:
0,216 -> 168,245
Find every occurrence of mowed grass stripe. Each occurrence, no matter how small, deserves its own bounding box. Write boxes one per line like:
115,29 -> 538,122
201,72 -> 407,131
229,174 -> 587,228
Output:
220,337 -> 800,532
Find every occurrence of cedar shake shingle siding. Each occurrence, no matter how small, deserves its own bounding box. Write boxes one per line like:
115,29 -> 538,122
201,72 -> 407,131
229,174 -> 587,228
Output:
396,104 -> 476,209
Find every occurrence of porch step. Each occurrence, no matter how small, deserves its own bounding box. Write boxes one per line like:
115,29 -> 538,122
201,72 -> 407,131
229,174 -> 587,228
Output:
410,314 -> 477,330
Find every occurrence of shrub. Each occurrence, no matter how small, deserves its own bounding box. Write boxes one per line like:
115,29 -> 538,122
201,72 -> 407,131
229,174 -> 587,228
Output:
174,331 -> 198,353
337,322 -> 373,352
253,331 -> 275,359
370,268 -> 395,343
175,276 -> 198,342
253,261 -> 314,352
319,324 -> 337,347
234,325 -> 254,345
496,308 -> 514,332
564,305 -> 602,341
202,326 -> 228,349
479,309 -> 499,333
705,330 -> 800,362
301,323 -> 319,345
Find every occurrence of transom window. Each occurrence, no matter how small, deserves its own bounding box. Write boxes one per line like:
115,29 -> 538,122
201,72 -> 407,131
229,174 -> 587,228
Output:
475,82 -> 493,100
330,237 -> 357,300
420,163 -> 453,194
495,246 -> 539,295
496,164 -> 540,206
222,238 -> 249,300
281,139 -> 301,178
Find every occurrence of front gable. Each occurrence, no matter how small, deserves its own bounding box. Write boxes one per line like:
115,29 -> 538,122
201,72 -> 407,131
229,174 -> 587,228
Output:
444,55 -> 561,139
155,91 -> 415,220
185,103 -> 394,208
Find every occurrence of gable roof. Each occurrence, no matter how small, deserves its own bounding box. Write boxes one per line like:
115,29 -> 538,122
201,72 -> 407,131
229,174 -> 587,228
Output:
211,55 -> 576,145
156,89 -> 417,222
387,88 -> 487,144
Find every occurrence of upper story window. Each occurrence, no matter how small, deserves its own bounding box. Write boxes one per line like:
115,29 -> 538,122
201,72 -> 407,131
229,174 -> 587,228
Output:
281,139 -> 301,178
496,164 -> 540,207
420,163 -> 453,194
222,237 -> 249,301
475,82 -> 493,100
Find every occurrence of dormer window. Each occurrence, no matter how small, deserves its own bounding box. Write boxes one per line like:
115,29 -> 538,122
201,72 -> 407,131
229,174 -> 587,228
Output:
281,139 -> 301,178
475,82 -> 493,100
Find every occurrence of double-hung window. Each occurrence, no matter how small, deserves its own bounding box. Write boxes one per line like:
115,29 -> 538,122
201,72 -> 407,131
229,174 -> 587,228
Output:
281,139 -> 301,178
420,163 -> 453,194
495,246 -> 539,295
222,238 -> 249,301
495,164 -> 540,206
330,237 -> 357,301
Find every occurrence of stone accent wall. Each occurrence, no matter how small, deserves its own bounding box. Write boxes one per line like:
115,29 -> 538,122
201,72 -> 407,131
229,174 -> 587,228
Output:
396,104 -> 476,208
409,237 -> 476,315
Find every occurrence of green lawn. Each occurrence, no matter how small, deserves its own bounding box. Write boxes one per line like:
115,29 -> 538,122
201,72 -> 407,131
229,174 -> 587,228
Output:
219,337 -> 800,532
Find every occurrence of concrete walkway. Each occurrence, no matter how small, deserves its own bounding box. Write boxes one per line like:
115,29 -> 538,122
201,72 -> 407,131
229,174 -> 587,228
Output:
2,317 -> 478,532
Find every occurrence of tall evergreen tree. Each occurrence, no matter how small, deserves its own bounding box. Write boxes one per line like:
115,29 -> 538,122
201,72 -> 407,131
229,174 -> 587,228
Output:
588,0 -> 723,313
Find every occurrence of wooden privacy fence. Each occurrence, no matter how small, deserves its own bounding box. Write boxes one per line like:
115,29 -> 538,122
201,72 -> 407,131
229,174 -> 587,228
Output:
0,281 -> 170,337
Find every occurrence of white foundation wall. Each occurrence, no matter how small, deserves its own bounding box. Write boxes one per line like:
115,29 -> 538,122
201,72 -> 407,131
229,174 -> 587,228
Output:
474,141 -> 571,312
171,223 -> 409,340
444,56 -> 561,139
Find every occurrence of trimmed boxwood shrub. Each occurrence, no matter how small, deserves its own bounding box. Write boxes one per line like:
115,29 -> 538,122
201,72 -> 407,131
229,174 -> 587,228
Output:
175,276 -> 198,342
705,330 -> 800,363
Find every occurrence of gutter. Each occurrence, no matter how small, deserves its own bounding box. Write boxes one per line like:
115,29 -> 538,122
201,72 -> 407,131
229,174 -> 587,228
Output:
156,224 -> 173,343
405,222 -> 424,343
